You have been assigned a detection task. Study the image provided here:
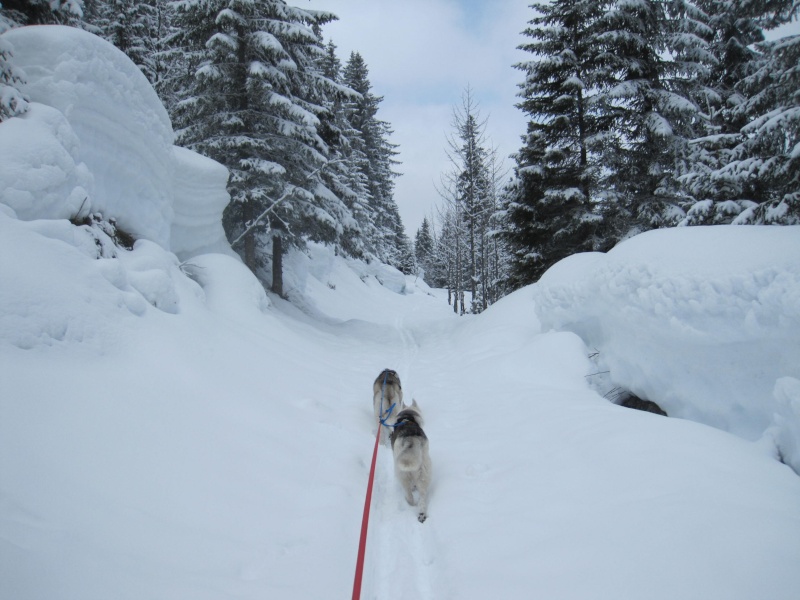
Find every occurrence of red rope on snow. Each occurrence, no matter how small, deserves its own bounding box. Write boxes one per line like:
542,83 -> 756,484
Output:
351,424 -> 382,600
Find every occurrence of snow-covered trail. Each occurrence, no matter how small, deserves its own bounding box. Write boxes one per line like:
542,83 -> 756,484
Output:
3,243 -> 800,600
305,284 -> 800,600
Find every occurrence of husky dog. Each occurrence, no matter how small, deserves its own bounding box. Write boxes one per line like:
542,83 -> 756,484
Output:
390,400 -> 432,523
373,369 -> 403,445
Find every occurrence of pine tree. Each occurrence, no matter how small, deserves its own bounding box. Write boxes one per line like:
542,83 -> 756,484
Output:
0,17 -> 28,121
0,0 -> 83,26
721,33 -> 800,223
414,217 -> 434,280
507,0 -> 603,286
437,89 -> 505,311
342,51 -> 404,268
315,40 -> 376,259
594,0 -> 712,242
170,0 -> 350,293
85,1 -> 170,86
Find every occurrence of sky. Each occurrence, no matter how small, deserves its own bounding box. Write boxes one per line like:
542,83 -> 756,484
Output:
303,0 -> 532,238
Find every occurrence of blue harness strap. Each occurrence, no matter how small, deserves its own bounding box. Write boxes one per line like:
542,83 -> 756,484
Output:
379,402 -> 396,427
379,369 -> 396,428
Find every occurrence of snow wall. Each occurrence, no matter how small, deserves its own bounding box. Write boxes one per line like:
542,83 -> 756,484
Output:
0,25 -> 233,260
532,225 -> 800,471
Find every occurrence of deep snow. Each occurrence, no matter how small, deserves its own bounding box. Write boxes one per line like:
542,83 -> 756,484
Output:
2,24 -> 800,600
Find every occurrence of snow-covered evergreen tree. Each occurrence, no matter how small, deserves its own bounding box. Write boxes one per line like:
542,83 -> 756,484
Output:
0,0 -> 83,26
507,0 -> 605,286
679,0 -> 798,224
0,19 -> 28,121
84,1 -> 170,86
169,0 -> 351,293
314,40 -> 376,260
720,33 -> 800,224
594,0 -> 712,242
341,51 -> 406,269
414,217 -> 434,281
437,89 -> 507,312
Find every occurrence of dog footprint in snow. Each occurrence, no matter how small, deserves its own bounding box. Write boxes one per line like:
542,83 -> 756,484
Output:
465,463 -> 489,478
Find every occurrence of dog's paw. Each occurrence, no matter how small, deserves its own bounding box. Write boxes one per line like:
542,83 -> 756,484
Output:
418,512 -> 427,523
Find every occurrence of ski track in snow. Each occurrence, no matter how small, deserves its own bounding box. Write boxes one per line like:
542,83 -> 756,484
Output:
362,317 -> 443,600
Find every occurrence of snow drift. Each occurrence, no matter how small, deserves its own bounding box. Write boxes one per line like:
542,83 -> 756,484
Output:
0,25 -> 231,257
532,225 -> 800,471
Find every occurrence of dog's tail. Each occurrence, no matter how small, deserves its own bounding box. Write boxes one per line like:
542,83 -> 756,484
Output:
394,438 -> 423,472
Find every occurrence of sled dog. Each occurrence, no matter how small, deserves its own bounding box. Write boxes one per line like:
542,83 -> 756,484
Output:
373,369 -> 403,445
390,400 -> 432,523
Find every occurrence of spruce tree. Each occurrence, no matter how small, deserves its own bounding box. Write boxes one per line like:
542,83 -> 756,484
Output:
0,0 -> 83,26
342,51 -> 404,267
0,10 -> 29,121
680,0 -> 798,224
593,0 -> 711,242
315,40 -> 375,259
686,0 -> 762,192
170,0 -> 349,292
507,0 -> 603,286
721,33 -> 800,223
437,89 -> 505,311
86,1 -> 170,86
414,217 -> 434,280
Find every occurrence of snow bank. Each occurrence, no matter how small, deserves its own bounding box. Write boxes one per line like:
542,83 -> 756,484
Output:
170,146 -> 235,260
0,25 -> 231,257
770,377 -> 800,473
532,225 -> 800,466
0,210 -> 210,349
280,242 -> 437,325
0,103 -> 92,221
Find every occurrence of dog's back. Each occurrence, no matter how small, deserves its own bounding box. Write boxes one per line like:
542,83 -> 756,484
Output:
373,369 -> 402,406
391,405 -> 431,522
373,369 -> 403,440
391,414 -> 428,470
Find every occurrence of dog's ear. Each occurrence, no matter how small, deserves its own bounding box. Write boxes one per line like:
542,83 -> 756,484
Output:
411,398 -> 418,408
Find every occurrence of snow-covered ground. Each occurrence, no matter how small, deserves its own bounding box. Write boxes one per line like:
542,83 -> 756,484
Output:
2,24 -> 800,600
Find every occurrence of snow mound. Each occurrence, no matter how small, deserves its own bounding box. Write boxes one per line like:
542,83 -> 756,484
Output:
181,253 -> 270,321
280,242 -> 443,325
3,25 -> 173,246
0,25 -> 231,258
770,377 -> 800,474
532,225 -> 800,456
0,210 -> 204,350
0,103 -> 92,221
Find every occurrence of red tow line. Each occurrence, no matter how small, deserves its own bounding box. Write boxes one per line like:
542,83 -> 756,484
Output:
351,424 -> 382,600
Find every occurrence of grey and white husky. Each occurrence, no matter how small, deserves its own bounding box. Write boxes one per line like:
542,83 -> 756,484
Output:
390,400 -> 432,523
373,369 -> 403,445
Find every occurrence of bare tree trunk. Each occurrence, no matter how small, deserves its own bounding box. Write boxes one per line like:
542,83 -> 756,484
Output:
470,222 -> 477,311
243,199 -> 257,272
272,233 -> 283,297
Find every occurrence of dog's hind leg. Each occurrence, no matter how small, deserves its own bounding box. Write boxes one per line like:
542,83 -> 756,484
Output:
416,483 -> 428,522
416,463 -> 430,523
399,472 -> 417,506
